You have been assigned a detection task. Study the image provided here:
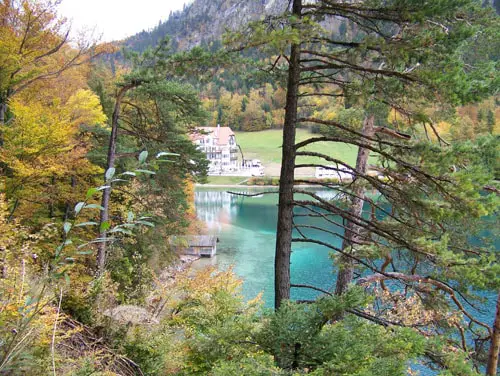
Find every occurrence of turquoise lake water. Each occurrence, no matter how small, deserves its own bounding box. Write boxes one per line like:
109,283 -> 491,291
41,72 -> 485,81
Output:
193,187 -> 496,318
194,187 -> 341,304
193,186 -> 497,374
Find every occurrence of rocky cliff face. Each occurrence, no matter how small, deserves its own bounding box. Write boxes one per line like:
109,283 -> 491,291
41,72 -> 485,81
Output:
125,0 -> 498,52
125,0 -> 290,51
180,0 -> 288,48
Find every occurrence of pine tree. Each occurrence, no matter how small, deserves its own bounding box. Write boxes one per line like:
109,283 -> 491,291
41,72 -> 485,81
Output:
96,40 -> 213,274
487,109 -> 496,133
245,0 -> 500,371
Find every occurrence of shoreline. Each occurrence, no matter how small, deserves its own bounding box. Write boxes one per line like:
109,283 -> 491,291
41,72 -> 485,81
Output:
196,184 -> 280,188
195,182 -> 352,189
158,254 -> 201,279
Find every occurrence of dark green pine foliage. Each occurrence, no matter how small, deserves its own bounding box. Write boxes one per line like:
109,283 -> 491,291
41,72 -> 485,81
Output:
487,109 -> 496,133
227,0 -> 500,372
93,39 -> 212,276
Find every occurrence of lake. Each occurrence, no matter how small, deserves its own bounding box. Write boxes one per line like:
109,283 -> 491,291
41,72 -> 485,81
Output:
193,186 -> 497,374
194,187 -> 345,304
193,187 -> 496,318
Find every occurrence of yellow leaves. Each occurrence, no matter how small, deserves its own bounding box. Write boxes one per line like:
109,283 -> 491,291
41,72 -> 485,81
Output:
323,110 -> 337,121
3,89 -> 106,174
184,179 -> 197,218
0,28 -> 19,93
167,266 -> 262,329
311,95 -> 330,108
433,120 -> 452,138
175,266 -> 243,299
271,108 -> 285,128
387,108 -> 409,125
3,99 -> 74,176
368,288 -> 463,331
66,89 -> 108,127
93,42 -> 119,56
246,292 -> 264,307
0,0 -> 95,100
2,82 -> 106,221
0,256 -> 65,372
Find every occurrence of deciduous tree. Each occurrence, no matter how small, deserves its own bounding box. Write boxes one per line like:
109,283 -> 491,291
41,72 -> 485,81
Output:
0,0 -> 110,133
96,40 -> 210,274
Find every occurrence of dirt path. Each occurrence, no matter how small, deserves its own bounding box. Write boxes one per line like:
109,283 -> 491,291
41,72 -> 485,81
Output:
264,163 -> 315,177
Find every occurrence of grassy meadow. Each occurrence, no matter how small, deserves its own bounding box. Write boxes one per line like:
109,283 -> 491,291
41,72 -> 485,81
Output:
204,128 -> 377,183
234,128 -> 373,177
235,128 -> 359,165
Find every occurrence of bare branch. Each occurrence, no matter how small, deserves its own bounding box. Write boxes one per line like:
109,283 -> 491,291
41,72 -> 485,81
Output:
357,272 -> 493,335
226,191 -> 278,197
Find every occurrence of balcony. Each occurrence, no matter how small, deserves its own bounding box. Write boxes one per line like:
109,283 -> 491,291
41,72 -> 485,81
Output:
202,147 -> 222,153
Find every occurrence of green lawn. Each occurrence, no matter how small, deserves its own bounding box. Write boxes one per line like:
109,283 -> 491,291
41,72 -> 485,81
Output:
235,128 -> 363,167
205,176 -> 250,185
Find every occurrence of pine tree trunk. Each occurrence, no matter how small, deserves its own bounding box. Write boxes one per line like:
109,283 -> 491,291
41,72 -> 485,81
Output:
96,84 -> 133,275
274,0 -> 302,310
334,114 -> 374,296
0,101 -> 6,146
0,102 -> 5,125
486,292 -> 500,376
63,176 -> 76,221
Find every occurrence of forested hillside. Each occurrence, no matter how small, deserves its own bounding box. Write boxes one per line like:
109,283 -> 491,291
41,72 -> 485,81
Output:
126,0 -> 500,52
123,0 -> 349,132
0,0 -> 499,375
121,0 -> 500,135
125,0 -> 289,52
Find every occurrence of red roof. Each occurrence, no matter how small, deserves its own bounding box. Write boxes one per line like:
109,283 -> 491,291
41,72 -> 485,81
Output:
191,126 -> 235,145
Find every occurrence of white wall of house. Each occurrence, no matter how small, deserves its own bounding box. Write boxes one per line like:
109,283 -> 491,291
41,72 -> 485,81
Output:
193,126 -> 240,173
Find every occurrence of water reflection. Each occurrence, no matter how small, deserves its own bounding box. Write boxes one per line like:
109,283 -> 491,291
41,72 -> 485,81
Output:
194,187 -> 338,305
194,190 -> 241,231
194,187 -> 495,376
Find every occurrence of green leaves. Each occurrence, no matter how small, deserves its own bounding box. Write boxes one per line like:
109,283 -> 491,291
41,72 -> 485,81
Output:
121,171 -> 136,177
85,185 -> 110,199
75,221 -> 98,227
74,202 -> 85,215
86,187 -> 98,200
63,222 -> 72,234
134,169 -> 156,175
99,221 -> 111,232
127,211 -> 135,222
84,204 -> 105,211
138,150 -> 148,164
156,151 -> 179,158
105,167 -> 116,180
136,220 -> 155,227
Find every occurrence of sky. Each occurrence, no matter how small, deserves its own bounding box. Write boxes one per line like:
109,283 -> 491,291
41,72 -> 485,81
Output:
58,0 -> 188,42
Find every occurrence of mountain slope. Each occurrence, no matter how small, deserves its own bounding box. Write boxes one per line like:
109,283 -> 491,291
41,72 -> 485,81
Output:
125,0 -> 290,52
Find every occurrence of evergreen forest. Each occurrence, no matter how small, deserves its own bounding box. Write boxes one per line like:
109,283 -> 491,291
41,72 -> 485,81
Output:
0,0 -> 499,375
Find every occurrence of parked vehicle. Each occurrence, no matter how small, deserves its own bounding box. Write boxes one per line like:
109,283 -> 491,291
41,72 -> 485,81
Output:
315,166 -> 354,180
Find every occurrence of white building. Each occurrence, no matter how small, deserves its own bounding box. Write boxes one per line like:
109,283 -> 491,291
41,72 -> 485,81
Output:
191,125 -> 240,174
242,159 -> 264,176
315,165 -> 354,180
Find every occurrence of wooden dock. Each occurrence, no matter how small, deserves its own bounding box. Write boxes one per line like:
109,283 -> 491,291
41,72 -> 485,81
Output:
170,235 -> 218,257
